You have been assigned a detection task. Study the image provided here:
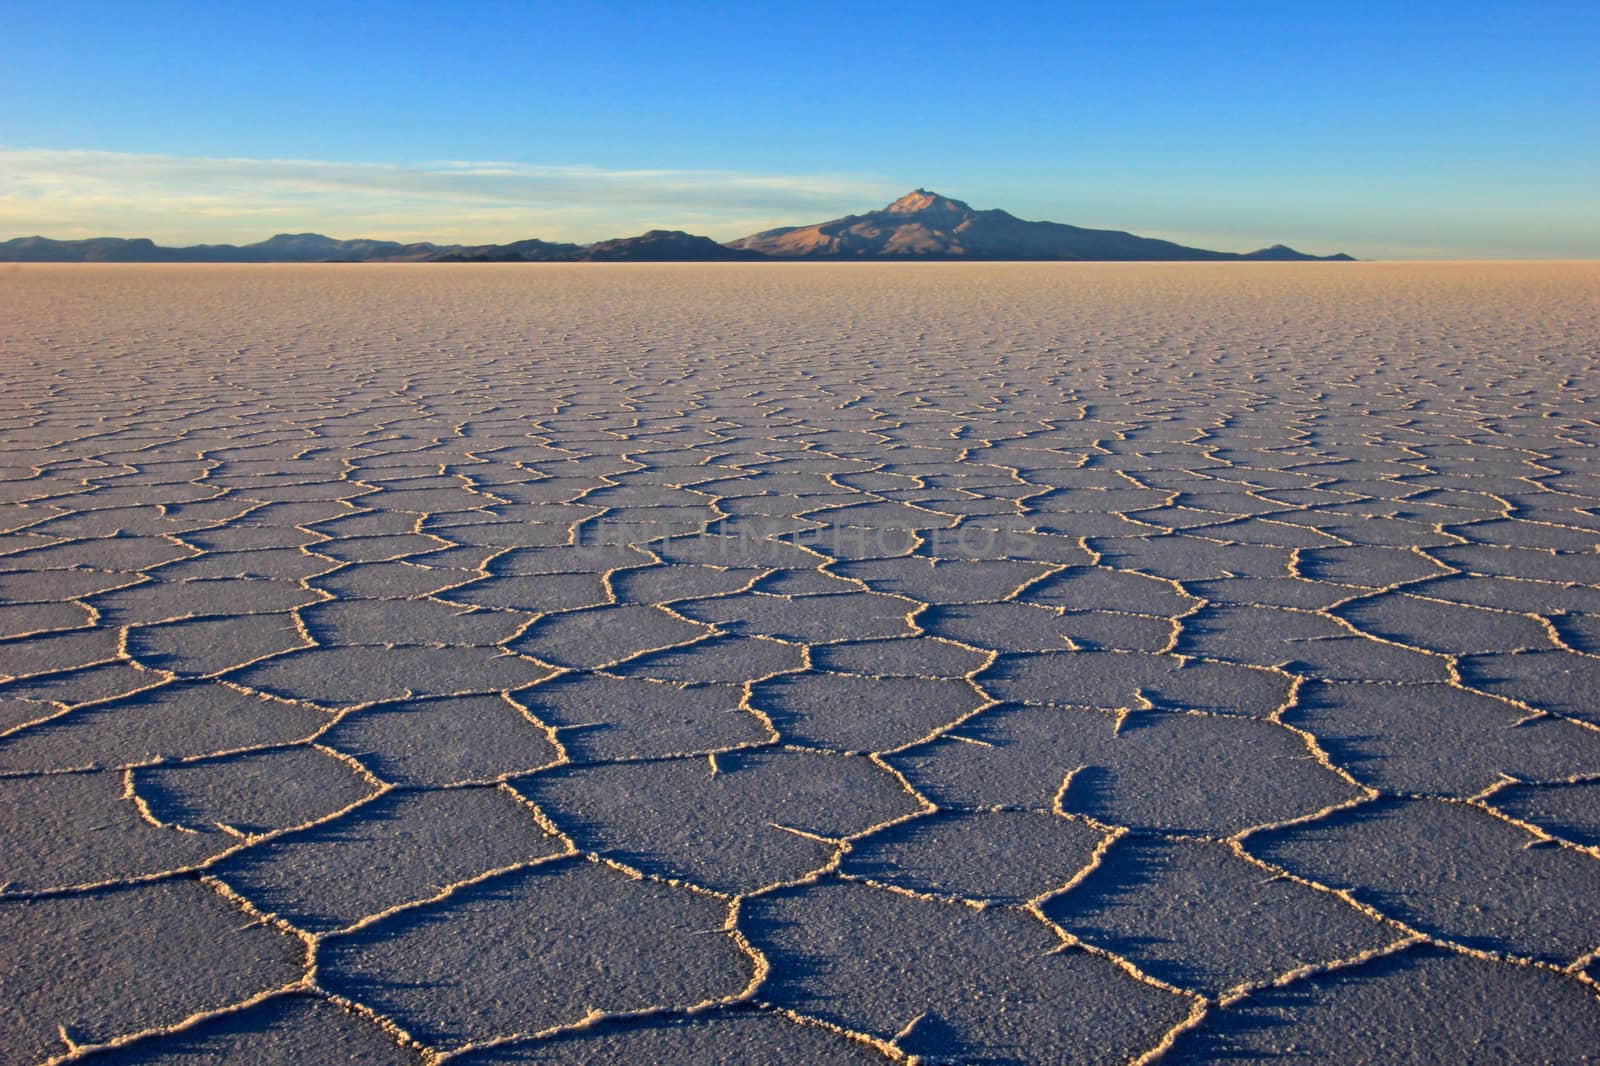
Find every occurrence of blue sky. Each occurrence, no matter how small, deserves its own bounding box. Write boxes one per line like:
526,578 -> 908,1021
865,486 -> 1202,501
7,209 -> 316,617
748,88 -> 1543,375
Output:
3,2 -> 1596,256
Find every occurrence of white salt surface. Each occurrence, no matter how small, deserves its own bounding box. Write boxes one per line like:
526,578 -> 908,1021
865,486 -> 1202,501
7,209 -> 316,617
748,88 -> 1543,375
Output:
1,262 -> 1597,1063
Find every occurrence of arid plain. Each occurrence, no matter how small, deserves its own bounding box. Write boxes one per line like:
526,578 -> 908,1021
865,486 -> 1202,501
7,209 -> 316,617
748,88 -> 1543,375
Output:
2,262 -> 1598,1064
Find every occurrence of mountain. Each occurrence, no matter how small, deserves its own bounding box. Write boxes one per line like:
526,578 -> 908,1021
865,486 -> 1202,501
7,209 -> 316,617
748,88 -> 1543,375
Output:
0,236 -> 174,262
727,189 -> 1351,261
1245,242 -> 1356,262
0,229 -> 765,263
1,190 -> 1353,262
222,233 -> 449,261
579,230 -> 763,261
432,238 -> 582,262
431,231 -> 761,262
0,233 -> 450,262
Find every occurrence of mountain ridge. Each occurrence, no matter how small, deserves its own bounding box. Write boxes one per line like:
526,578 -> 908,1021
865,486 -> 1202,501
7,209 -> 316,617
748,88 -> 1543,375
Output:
728,190 -> 1353,261
0,191 -> 1354,262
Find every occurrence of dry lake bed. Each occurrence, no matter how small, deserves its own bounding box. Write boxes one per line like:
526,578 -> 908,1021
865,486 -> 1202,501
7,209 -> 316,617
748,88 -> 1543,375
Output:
1,261 -> 1598,1064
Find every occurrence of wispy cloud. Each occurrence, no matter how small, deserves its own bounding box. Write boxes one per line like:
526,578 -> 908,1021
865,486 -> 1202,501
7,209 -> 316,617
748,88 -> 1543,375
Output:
0,148 -> 901,243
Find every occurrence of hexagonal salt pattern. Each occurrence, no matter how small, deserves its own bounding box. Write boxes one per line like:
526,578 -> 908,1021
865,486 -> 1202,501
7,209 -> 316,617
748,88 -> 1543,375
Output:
1,262 -> 1597,1062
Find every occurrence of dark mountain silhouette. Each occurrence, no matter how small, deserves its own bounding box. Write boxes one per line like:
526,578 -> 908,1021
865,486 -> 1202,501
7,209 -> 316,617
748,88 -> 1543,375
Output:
1244,242 -> 1355,261
432,238 -> 583,262
1,190 -> 1353,262
222,233 -> 448,261
0,236 -> 173,262
432,231 -> 761,262
727,189 -> 1351,260
0,233 -> 448,262
581,230 -> 764,261
0,230 -> 760,263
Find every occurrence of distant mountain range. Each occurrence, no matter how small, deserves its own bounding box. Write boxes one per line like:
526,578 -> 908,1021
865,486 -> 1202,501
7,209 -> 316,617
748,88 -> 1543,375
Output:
0,190 -> 1353,262
729,190 -> 1352,260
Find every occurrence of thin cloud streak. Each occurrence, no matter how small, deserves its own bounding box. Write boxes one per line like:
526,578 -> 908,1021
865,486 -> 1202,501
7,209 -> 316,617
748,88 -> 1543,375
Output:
0,148 -> 902,244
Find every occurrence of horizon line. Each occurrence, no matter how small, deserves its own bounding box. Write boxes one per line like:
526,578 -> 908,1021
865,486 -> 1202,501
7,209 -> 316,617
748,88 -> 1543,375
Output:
3,147 -> 1591,259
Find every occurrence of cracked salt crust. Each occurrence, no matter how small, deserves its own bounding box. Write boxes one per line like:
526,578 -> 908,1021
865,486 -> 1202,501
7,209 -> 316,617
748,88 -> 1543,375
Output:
0,261 -> 1597,1063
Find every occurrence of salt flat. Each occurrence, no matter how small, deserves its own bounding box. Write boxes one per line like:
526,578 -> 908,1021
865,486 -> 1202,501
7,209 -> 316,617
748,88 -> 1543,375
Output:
1,261 -> 1597,1064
